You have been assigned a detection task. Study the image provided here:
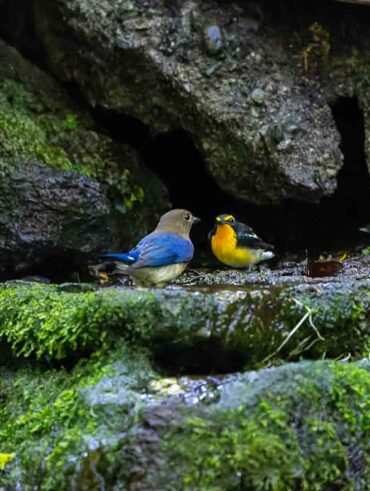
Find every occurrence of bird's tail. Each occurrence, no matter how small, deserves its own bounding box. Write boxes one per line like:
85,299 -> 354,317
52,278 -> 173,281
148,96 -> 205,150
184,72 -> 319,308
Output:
101,253 -> 136,264
360,225 -> 370,234
261,250 -> 275,261
100,252 -> 137,273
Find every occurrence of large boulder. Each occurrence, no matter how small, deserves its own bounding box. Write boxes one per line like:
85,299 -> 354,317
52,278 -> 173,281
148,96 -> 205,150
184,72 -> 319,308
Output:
1,348 -> 369,489
0,160 -> 112,264
0,39 -> 169,272
16,0 -> 344,205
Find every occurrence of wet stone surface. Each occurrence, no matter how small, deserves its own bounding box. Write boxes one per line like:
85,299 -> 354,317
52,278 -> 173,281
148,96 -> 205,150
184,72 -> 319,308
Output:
0,250 -> 369,488
173,252 -> 370,287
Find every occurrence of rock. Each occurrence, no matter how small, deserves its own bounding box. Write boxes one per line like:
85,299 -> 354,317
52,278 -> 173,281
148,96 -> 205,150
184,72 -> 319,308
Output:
121,360 -> 370,490
250,87 -> 265,105
0,276 -> 369,370
1,351 -> 369,489
10,0 -> 342,205
0,39 -> 169,272
203,24 -> 223,55
0,160 -> 113,261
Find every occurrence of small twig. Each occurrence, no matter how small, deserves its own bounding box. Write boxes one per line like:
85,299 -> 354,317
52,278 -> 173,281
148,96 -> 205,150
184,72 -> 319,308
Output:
335,352 -> 352,363
261,310 -> 310,365
288,336 -> 313,358
260,297 -> 324,365
294,298 -> 325,341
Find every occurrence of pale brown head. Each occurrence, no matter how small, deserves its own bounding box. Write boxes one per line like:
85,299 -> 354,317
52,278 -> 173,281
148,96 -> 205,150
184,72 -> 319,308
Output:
156,209 -> 200,236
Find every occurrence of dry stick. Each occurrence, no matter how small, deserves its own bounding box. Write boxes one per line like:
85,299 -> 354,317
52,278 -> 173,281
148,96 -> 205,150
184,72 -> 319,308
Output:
295,298 -> 325,341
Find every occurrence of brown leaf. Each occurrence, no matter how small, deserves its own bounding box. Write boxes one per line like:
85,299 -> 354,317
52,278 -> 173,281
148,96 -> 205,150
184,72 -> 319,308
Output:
306,259 -> 343,277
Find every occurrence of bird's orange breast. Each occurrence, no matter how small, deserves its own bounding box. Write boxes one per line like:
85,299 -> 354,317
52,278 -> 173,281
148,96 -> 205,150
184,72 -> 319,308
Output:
211,224 -> 258,267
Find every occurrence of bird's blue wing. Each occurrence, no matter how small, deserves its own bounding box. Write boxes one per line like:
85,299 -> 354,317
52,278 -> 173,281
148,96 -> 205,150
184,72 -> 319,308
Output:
131,232 -> 194,268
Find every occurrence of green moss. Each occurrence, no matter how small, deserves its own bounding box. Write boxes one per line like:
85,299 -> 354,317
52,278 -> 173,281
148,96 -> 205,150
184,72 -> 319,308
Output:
0,95 -> 73,170
0,345 -> 155,489
0,282 -> 162,361
0,281 -> 369,369
0,79 -> 149,215
158,361 -> 370,490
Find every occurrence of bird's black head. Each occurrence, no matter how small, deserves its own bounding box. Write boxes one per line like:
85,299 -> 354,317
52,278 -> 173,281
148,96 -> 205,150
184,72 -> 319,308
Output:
215,214 -> 236,225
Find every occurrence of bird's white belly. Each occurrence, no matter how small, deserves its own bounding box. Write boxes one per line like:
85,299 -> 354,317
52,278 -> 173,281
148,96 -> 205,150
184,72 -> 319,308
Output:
130,263 -> 188,287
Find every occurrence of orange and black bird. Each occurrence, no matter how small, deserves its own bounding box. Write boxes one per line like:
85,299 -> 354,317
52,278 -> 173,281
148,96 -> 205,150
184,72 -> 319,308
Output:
209,214 -> 275,268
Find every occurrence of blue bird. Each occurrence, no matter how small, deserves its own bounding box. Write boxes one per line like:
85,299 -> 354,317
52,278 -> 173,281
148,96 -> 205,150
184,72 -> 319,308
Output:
102,209 -> 200,287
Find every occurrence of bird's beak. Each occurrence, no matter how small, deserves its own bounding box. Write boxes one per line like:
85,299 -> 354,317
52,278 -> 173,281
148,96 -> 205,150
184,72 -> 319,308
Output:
192,216 -> 201,225
360,225 -> 370,234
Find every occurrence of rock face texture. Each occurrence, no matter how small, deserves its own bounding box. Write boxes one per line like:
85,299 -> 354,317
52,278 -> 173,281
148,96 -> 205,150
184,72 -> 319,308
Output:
0,39 -> 169,272
27,0 -> 343,205
0,161 -> 112,263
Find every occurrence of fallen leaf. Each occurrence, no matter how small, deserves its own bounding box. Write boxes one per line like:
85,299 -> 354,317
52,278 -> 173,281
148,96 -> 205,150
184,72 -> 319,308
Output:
306,259 -> 343,277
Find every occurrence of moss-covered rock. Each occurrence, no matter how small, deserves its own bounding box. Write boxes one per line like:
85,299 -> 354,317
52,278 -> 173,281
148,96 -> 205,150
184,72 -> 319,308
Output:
124,360 -> 370,490
0,345 -> 156,489
1,348 -> 369,489
0,40 -> 169,272
0,280 -> 369,371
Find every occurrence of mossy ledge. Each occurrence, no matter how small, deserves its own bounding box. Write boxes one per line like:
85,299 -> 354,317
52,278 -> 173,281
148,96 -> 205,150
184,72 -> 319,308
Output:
0,345 -> 156,489
130,360 -> 370,491
1,354 -> 369,489
0,281 -> 369,370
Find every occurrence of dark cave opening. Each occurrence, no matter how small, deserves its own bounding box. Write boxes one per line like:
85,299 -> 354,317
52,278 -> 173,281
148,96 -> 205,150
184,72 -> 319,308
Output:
328,96 -> 370,228
144,130 -> 232,264
94,97 -> 370,266
8,94 -> 369,282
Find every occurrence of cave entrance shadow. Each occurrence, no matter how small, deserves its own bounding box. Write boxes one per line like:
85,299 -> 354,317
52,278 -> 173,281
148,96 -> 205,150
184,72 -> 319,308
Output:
328,96 -> 370,229
143,99 -> 370,257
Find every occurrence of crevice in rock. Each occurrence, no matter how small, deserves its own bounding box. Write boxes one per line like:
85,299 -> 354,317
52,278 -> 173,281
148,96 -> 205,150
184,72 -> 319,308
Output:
143,129 -> 232,262
91,107 -> 370,260
153,338 -> 246,375
0,251 -> 93,284
328,96 -> 370,228
91,106 -> 152,152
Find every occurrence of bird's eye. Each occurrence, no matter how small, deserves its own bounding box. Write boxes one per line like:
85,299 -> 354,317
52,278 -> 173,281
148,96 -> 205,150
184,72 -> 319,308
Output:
184,213 -> 191,222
